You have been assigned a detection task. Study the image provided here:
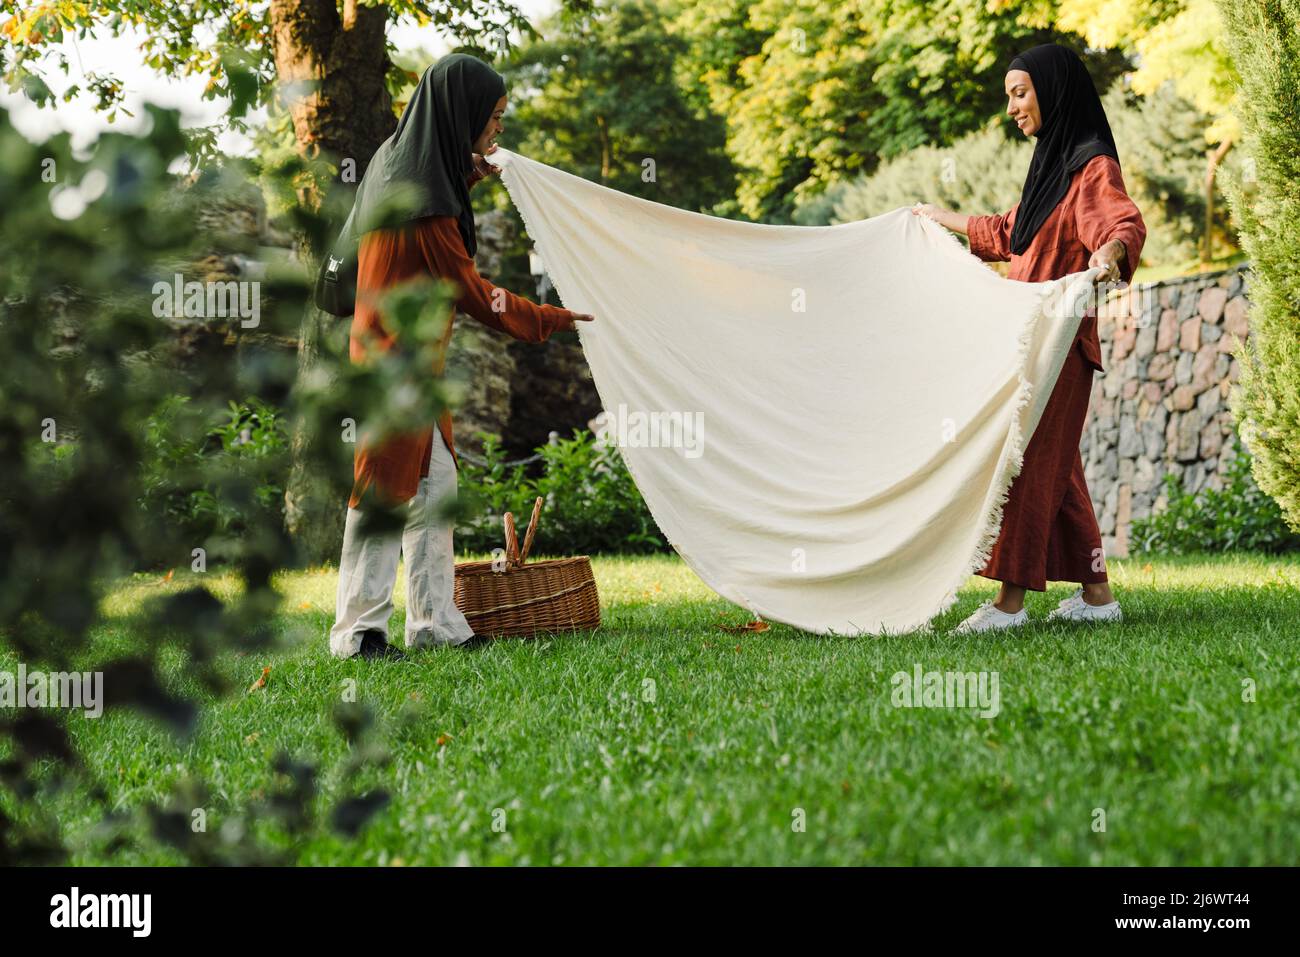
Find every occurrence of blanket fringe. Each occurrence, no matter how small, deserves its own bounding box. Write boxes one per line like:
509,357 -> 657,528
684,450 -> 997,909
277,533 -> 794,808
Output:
924,254 -> 1044,630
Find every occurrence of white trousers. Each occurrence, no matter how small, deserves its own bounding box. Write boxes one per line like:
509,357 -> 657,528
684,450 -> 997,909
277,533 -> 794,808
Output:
329,432 -> 474,658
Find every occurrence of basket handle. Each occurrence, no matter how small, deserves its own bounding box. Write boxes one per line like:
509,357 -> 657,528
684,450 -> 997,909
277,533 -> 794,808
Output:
503,511 -> 521,567
518,496 -> 544,564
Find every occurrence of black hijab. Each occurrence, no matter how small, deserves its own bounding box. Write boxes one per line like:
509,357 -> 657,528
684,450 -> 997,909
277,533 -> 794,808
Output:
347,52 -> 506,257
1006,44 -> 1118,256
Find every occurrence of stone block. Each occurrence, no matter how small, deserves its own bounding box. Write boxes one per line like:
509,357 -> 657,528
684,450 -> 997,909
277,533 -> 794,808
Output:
1170,385 -> 1197,411
1112,324 -> 1137,361
1175,409 -> 1202,462
1135,324 -> 1157,359
1200,420 -> 1223,458
1198,286 -> 1228,323
1132,490 -> 1153,520
1118,416 -> 1143,457
1192,344 -> 1218,393
1197,387 -> 1221,420
1223,296 -> 1250,338
1134,456 -> 1157,493
1148,352 -> 1175,381
1156,308 -> 1178,351
1141,419 -> 1164,461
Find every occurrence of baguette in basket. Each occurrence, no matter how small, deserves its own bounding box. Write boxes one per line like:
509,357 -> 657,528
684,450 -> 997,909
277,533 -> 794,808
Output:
454,497 -> 601,638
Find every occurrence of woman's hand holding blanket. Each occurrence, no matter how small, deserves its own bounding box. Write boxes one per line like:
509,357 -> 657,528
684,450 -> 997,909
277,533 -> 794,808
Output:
912,202 -> 970,236
468,144 -> 501,188
1087,239 -> 1126,285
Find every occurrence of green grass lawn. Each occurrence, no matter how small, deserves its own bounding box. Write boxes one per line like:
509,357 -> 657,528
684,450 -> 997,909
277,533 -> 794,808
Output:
6,552 -> 1299,865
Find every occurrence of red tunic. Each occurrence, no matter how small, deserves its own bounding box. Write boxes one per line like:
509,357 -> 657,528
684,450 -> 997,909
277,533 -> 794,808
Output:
966,155 -> 1146,590
347,215 -> 573,509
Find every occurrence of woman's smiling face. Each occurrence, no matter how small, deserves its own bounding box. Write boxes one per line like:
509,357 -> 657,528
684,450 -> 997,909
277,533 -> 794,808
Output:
1005,69 -> 1041,137
473,95 -> 508,154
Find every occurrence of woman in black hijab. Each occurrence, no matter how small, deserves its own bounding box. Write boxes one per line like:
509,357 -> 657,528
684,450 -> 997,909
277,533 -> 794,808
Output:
350,53 -> 509,263
913,43 -> 1146,633
328,53 -> 594,661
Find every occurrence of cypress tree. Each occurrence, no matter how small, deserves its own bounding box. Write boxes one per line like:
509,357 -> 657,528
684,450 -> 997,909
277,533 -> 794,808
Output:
1219,0 -> 1300,529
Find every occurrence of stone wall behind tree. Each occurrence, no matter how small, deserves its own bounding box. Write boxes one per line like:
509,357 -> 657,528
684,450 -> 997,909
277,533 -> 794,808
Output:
1083,263 -> 1250,559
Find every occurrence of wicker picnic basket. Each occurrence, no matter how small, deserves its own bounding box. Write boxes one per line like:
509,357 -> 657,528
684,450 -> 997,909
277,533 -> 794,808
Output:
454,497 -> 601,638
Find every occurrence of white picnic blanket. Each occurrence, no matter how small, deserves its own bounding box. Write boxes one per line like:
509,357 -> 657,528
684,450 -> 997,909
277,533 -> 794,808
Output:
495,148 -> 1097,634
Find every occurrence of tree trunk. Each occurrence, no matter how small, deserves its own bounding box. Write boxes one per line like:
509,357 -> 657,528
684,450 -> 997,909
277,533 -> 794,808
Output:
595,113 -> 612,181
269,0 -> 397,564
1203,137 -> 1233,265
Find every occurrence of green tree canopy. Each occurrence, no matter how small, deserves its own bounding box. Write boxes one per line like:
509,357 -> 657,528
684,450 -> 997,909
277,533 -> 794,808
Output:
1057,0 -> 1238,141
672,0 -> 1126,221
1,0 -> 557,170
500,0 -> 736,214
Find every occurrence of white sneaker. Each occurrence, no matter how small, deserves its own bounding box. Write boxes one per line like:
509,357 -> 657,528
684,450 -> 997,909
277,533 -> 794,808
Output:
1045,588 -> 1123,623
953,600 -> 1028,634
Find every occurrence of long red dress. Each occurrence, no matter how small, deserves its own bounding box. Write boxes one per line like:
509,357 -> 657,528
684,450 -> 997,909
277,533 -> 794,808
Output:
965,154 -> 1145,590
347,214 -> 574,509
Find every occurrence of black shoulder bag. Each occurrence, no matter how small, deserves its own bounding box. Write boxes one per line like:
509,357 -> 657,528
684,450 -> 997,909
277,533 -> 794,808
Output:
314,232 -> 359,318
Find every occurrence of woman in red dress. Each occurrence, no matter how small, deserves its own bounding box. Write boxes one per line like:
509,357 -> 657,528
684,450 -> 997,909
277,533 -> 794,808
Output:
328,54 -> 593,659
914,44 -> 1146,633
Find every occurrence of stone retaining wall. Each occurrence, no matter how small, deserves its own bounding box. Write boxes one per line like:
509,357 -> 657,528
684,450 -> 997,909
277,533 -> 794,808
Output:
1083,263 -> 1250,558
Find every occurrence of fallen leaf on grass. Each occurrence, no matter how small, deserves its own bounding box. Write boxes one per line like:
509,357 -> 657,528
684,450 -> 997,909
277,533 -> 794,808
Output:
247,666 -> 270,693
435,733 -> 453,747
719,619 -> 768,634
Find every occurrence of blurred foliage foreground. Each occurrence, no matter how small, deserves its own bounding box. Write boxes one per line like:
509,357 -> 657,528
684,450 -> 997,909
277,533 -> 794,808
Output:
0,102 -> 466,863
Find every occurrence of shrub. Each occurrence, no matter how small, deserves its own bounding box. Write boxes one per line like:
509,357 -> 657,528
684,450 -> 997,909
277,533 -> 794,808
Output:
139,396 -> 289,564
457,430 -> 668,556
1130,440 -> 1300,554
0,100 -> 399,864
793,126 -> 1029,228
